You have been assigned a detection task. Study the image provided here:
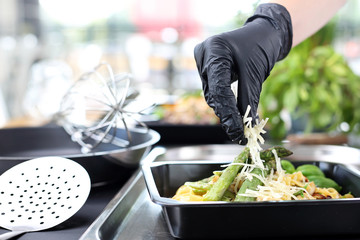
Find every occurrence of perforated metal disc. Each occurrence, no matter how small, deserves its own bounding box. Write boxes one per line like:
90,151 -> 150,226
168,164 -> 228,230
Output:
0,157 -> 91,232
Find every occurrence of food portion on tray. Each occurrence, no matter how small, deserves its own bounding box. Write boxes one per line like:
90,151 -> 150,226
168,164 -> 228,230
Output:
153,91 -> 219,125
172,106 -> 354,202
172,146 -> 353,202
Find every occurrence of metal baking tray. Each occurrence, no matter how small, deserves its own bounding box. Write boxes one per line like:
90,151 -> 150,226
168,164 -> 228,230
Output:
79,144 -> 360,239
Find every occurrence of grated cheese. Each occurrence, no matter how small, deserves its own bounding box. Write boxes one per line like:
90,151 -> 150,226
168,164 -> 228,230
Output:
237,106 -> 315,201
242,106 -> 268,170
226,106 -> 269,184
238,148 -> 315,201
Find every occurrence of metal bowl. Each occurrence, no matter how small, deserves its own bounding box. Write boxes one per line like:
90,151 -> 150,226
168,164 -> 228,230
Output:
0,126 -> 160,186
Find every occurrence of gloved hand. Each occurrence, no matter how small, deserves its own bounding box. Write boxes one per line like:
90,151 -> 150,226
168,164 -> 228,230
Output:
194,3 -> 293,144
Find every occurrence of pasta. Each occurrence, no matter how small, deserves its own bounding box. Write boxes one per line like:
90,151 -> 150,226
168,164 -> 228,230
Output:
172,168 -> 353,202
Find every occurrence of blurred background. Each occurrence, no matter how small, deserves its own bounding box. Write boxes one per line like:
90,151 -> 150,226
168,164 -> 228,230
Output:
0,0 -> 360,142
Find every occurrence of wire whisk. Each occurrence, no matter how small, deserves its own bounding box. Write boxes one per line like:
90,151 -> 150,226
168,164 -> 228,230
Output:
55,62 -> 153,153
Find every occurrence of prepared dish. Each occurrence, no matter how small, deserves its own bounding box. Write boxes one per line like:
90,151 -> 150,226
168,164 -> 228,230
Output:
154,91 -> 219,125
172,146 -> 353,202
142,155 -> 360,239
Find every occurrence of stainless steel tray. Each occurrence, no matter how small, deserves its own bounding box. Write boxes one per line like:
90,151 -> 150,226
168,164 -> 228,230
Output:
79,144 -> 360,240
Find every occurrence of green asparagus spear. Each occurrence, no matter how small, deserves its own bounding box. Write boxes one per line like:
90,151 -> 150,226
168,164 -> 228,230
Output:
260,146 -> 293,160
234,168 -> 264,202
203,147 -> 250,201
234,160 -> 276,202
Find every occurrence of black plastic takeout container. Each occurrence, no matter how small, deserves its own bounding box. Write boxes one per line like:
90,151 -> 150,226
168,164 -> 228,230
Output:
142,157 -> 360,239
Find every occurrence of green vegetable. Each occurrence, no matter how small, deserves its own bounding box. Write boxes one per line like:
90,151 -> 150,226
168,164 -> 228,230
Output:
203,148 -> 250,201
293,189 -> 304,197
296,164 -> 325,177
293,183 -> 309,197
185,181 -> 212,195
281,160 -> 296,174
307,175 -> 342,192
234,159 -> 276,202
221,190 -> 235,202
234,168 -> 265,202
260,146 -> 293,160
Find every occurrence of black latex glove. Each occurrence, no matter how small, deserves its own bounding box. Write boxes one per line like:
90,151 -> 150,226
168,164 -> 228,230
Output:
194,3 -> 292,144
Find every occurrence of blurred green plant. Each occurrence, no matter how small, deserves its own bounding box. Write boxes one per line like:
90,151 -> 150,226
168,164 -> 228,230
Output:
259,21 -> 360,140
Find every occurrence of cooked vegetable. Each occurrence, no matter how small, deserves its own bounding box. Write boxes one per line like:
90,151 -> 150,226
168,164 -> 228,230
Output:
296,164 -> 325,178
235,159 -> 276,202
203,148 -> 250,201
235,168 -> 266,202
307,175 -> 342,192
293,189 -> 305,197
221,190 -> 235,202
260,146 -> 293,160
281,160 -> 296,174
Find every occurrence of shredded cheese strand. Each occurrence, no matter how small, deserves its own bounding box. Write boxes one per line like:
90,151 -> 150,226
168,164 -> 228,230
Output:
237,106 -> 315,201
238,147 -> 315,201
233,105 -> 268,183
243,106 -> 268,170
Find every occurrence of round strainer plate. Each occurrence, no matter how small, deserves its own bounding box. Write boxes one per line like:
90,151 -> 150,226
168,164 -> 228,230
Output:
0,157 -> 91,233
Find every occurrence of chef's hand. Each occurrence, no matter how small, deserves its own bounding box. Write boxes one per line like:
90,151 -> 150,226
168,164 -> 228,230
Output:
194,3 -> 292,144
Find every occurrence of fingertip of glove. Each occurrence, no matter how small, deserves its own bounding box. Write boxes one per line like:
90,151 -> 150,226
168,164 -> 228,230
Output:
233,136 -> 248,146
227,131 -> 247,145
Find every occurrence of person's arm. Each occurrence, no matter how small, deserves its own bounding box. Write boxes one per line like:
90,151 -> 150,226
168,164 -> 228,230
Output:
269,0 -> 347,47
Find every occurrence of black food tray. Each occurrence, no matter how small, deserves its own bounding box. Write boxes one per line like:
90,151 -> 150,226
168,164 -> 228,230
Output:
145,121 -> 230,144
142,156 -> 360,239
